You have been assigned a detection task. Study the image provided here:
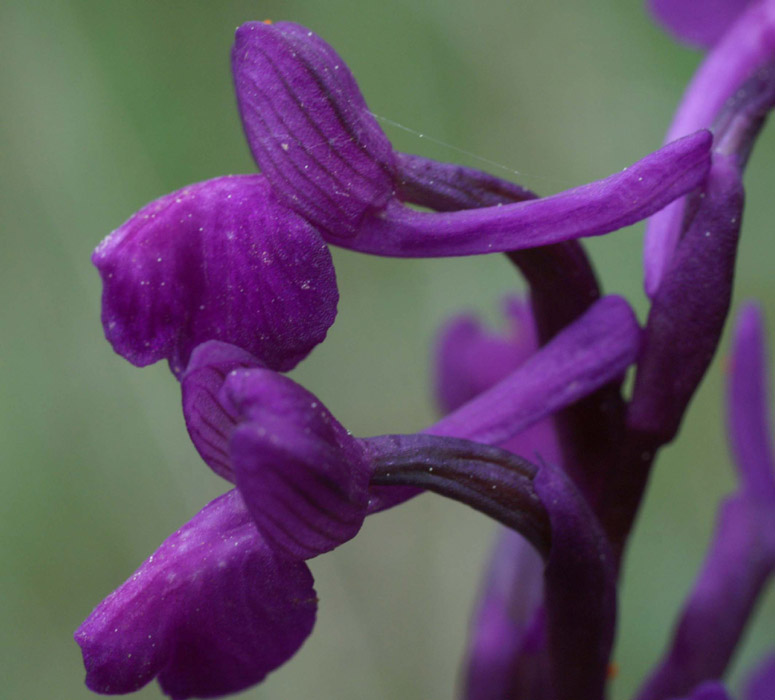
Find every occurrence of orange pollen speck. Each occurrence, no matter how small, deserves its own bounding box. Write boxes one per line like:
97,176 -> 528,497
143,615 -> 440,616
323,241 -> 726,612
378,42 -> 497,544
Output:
607,662 -> 619,680
262,19 -> 273,25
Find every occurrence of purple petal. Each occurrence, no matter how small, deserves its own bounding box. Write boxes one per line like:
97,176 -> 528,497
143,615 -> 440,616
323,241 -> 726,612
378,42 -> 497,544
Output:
644,1 -> 775,295
345,130 -> 711,257
728,303 -> 775,497
93,175 -> 338,376
223,369 -> 371,559
746,654 -> 775,700
634,305 -> 775,700
434,298 -> 538,415
629,154 -> 744,443
637,495 -> 775,700
428,295 -> 641,446
181,341 -> 265,482
232,21 -> 396,239
648,0 -> 753,49
464,530 -> 549,700
75,490 -> 317,699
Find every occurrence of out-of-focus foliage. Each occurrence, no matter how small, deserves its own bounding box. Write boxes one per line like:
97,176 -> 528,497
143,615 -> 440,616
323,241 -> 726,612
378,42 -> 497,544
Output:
0,1 -> 773,698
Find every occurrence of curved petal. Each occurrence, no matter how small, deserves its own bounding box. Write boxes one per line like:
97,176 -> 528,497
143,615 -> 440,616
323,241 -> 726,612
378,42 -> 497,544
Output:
636,495 -> 775,700
75,490 -> 317,699
232,21 -> 396,239
93,174 -> 338,376
429,295 -> 641,446
224,369 -> 372,560
181,341 -> 265,482
648,0 -> 753,49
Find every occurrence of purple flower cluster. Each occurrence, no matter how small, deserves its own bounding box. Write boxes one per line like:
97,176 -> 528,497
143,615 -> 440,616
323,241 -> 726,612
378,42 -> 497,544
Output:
77,4 -> 775,699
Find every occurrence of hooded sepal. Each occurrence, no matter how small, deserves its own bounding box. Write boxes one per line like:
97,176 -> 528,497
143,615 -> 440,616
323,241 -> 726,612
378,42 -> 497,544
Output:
233,21 -> 396,240
223,369 -> 372,560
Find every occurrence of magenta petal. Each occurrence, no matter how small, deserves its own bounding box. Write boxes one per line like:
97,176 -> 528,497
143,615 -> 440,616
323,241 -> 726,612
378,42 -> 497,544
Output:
181,341 -> 265,482
224,369 -> 372,560
429,295 -> 641,446
93,175 -> 338,375
727,303 -> 775,497
648,0 -> 753,49
75,490 -> 317,699
232,21 -> 396,239
344,131 -> 711,257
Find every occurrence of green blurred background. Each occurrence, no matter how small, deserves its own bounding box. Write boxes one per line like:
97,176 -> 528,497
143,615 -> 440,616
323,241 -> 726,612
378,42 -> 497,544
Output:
1,1 -> 773,698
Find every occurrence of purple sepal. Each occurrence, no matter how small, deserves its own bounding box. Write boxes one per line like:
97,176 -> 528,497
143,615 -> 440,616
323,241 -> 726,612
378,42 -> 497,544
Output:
644,1 -> 775,295
648,0 -> 752,49
429,295 -> 640,446
463,530 -> 549,700
232,21 -> 396,239
352,131 -> 711,257
745,654 -> 775,700
233,21 -> 711,256
75,490 -> 317,699
181,341 -> 264,482
636,306 -> 775,700
223,369 -> 372,560
93,175 -> 338,376
629,154 -> 744,443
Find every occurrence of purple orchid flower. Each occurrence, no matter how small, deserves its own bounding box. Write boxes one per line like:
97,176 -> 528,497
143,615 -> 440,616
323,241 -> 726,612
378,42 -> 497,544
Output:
232,21 -> 712,259
77,294 -> 640,699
